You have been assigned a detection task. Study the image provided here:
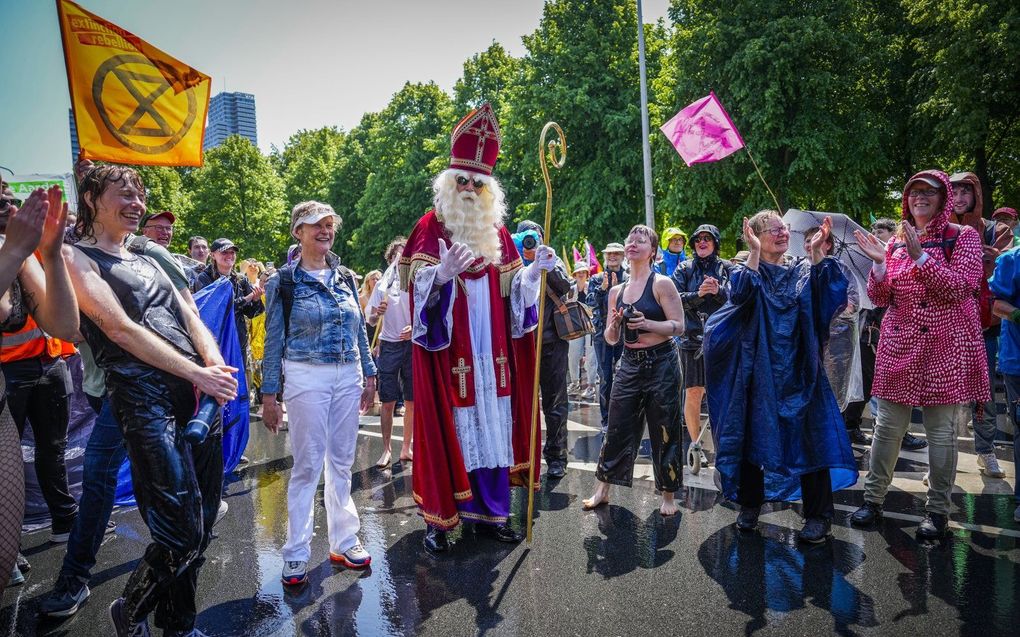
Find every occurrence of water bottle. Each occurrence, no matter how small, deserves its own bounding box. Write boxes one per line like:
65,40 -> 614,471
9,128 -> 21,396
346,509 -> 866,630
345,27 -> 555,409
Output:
622,304 -> 640,344
184,395 -> 219,444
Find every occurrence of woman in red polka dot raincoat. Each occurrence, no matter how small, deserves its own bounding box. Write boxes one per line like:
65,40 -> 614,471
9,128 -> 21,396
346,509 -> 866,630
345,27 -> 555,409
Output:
850,169 -> 989,541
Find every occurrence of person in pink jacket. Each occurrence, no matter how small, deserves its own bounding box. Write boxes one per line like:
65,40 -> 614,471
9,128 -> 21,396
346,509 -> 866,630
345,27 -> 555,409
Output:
850,169 -> 989,540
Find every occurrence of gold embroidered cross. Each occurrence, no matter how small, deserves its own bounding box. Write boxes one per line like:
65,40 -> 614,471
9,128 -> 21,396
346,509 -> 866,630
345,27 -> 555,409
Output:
494,353 -> 509,389
467,120 -> 499,162
452,357 -> 472,399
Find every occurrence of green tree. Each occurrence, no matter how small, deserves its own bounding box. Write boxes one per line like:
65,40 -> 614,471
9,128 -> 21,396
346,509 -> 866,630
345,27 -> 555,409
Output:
341,82 -> 454,273
655,0 -> 901,240
276,126 -> 346,209
185,135 -> 288,262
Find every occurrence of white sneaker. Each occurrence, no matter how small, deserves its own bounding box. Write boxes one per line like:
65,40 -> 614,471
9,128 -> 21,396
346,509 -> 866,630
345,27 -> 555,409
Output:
281,560 -> 307,586
977,452 -> 1005,478
921,472 -> 929,487
214,500 -> 228,526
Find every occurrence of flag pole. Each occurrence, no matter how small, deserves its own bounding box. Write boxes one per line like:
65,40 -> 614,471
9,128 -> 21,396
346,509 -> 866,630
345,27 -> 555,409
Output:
744,147 -> 783,213
526,122 -> 566,544
636,0 -> 655,228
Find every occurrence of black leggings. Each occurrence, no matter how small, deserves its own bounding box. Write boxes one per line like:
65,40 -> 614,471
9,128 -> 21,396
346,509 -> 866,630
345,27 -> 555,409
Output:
596,341 -> 683,493
736,460 -> 834,520
109,369 -> 223,631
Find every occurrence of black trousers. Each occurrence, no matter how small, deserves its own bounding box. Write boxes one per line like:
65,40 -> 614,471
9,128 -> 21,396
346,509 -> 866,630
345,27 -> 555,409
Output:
540,338 -> 570,462
842,340 -> 876,431
596,341 -> 683,493
736,460 -> 834,520
2,356 -> 78,526
110,368 -> 222,631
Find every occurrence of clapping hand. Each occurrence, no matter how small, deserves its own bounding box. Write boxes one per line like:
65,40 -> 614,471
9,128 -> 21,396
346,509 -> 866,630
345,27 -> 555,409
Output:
902,223 -> 923,261
1,188 -> 49,261
853,229 -> 886,264
808,216 -> 832,265
742,217 -> 760,253
697,276 -> 719,297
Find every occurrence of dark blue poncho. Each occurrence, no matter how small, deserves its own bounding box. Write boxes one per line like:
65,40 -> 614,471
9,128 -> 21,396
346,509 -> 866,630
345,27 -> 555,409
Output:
704,257 -> 858,503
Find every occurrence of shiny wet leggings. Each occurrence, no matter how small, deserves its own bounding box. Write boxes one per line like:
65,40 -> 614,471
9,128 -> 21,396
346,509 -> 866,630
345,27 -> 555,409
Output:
596,341 -> 683,492
109,369 -> 222,632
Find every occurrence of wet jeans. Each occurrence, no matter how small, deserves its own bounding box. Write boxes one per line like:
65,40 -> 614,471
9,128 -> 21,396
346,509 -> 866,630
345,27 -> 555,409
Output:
864,399 -> 961,515
61,397 -> 127,582
2,356 -> 78,527
1003,374 -> 1020,504
971,332 -> 999,454
596,341 -> 683,493
593,336 -> 623,433
109,369 -> 222,632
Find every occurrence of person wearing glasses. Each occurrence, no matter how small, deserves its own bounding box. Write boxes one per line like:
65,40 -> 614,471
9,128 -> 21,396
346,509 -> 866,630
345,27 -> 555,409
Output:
670,224 -> 731,468
0,185 -> 78,587
850,171 -> 988,540
704,211 -> 857,543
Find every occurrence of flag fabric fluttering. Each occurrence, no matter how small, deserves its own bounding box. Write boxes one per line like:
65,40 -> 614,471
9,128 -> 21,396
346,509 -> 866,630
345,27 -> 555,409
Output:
660,91 -> 745,167
572,245 -> 583,266
56,0 -> 211,166
586,241 -> 602,274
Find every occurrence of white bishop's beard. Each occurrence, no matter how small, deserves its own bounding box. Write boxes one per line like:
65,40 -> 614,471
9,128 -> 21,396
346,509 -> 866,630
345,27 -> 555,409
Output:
434,171 -> 506,265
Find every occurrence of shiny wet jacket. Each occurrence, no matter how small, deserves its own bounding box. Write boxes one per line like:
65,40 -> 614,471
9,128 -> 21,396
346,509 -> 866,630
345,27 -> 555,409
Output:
261,253 -> 376,395
670,224 -> 732,350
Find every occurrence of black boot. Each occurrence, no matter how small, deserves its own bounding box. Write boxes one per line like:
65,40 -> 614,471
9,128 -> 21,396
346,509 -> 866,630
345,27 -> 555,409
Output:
916,512 -> 948,540
475,523 -> 523,543
901,433 -> 928,451
850,501 -> 883,527
423,526 -> 449,554
736,506 -> 760,532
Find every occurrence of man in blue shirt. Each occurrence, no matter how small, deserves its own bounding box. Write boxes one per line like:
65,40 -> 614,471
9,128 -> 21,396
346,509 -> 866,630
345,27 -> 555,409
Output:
989,246 -> 1020,522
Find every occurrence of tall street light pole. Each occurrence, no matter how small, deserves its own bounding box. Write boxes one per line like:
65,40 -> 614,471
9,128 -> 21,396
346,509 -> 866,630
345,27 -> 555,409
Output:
636,0 -> 655,229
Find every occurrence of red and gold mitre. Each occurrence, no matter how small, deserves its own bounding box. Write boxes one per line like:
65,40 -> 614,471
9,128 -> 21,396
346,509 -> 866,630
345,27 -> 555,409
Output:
449,103 -> 502,175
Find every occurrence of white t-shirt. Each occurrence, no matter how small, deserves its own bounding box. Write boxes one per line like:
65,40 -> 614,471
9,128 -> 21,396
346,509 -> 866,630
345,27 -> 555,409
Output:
368,264 -> 411,342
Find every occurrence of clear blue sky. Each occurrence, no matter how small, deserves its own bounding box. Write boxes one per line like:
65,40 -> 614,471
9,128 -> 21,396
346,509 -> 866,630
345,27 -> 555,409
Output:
1,0 -> 669,175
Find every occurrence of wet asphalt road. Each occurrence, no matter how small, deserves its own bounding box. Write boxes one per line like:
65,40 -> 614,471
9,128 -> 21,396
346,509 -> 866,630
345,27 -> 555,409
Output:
2,401 -> 1019,636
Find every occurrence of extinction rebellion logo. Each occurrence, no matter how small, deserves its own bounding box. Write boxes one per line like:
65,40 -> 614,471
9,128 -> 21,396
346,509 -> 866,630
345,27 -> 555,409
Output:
91,54 -> 198,154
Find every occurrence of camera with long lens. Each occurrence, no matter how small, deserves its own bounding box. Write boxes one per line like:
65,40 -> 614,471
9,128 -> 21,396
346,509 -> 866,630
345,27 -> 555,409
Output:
511,229 -> 541,255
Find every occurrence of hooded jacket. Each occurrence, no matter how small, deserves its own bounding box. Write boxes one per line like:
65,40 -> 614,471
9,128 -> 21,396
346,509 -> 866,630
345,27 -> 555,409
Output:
867,170 -> 989,405
949,172 -> 1013,279
671,224 -> 732,349
656,228 -> 688,276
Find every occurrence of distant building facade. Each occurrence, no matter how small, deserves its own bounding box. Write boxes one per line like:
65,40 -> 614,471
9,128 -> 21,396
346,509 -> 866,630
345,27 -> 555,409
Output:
203,92 -> 258,151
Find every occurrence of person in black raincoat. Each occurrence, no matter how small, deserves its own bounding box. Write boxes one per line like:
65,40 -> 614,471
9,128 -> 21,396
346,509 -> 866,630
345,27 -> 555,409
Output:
671,224 -> 732,464
704,211 -> 857,544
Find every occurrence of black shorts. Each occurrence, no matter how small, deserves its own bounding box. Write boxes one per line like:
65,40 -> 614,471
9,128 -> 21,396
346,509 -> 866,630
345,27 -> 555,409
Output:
378,340 -> 413,403
680,347 -> 706,389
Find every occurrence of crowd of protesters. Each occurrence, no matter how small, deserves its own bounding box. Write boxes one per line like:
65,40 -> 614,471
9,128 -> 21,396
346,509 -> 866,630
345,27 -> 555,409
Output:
1,152 -> 1019,635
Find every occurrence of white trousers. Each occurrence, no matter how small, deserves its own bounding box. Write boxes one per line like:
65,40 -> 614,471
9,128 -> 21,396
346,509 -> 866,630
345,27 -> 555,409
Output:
281,359 -> 363,561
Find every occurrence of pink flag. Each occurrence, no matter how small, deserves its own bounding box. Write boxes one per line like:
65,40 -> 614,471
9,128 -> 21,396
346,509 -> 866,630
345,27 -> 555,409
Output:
660,91 -> 745,167
586,241 -> 602,274
572,245 -> 583,266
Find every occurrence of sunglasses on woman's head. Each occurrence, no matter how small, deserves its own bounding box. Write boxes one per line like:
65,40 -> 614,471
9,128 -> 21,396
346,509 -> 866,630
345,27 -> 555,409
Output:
455,175 -> 485,189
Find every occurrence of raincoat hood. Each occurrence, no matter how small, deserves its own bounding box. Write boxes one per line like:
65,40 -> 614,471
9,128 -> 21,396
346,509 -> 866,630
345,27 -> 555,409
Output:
661,227 -> 688,251
948,171 -> 985,234
901,169 -> 955,238
691,223 -> 721,257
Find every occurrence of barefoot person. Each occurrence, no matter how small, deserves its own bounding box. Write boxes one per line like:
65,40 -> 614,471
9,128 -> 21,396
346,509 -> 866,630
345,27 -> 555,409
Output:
704,212 -> 857,543
67,165 -> 237,636
583,224 -> 685,517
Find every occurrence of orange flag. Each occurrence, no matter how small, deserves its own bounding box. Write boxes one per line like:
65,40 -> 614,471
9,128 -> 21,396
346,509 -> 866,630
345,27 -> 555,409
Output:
56,0 -> 211,166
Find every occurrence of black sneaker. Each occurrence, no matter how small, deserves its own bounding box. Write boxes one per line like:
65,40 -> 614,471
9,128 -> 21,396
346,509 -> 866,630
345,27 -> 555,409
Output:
901,433 -> 928,451
546,460 -> 566,479
736,506 -> 760,532
109,597 -> 151,637
848,429 -> 872,446
850,501 -> 883,527
40,574 -> 90,617
799,517 -> 832,543
916,512 -> 949,540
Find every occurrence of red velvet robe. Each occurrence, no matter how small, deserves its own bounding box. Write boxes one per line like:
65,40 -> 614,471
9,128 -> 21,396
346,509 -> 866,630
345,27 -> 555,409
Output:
399,210 -> 539,530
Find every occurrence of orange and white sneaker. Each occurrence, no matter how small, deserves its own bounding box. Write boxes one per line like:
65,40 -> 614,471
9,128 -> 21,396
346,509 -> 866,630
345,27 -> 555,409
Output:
330,543 -> 371,569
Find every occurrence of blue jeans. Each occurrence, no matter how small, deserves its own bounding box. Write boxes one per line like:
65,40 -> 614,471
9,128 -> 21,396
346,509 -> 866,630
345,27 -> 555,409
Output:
61,397 -> 126,582
1003,373 -> 1020,504
972,332 -> 999,454
593,336 -> 623,432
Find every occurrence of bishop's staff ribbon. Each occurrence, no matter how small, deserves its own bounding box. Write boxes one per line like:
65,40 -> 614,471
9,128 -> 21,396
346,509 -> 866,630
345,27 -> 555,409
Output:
526,122 -> 566,543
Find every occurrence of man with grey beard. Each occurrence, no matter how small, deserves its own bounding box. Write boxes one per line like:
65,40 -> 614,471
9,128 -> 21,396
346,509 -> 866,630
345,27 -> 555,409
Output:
399,103 -> 555,554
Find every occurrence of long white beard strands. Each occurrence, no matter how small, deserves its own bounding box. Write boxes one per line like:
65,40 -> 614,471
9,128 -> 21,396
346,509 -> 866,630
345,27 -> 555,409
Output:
433,169 -> 506,265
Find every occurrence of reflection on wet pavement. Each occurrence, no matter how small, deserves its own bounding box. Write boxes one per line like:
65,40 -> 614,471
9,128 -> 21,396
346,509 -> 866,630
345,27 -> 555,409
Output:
2,404 -> 1018,636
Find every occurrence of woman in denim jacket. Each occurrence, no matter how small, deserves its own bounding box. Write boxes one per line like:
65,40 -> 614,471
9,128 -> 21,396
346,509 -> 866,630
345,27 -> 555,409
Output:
261,201 -> 377,586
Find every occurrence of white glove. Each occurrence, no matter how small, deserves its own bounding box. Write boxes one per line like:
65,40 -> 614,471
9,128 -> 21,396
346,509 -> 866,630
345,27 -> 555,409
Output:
524,245 -> 556,283
435,241 -> 474,285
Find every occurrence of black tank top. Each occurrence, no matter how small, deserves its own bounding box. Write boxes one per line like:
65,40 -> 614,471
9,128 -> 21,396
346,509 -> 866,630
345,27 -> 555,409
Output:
74,245 -> 198,379
616,273 -> 667,321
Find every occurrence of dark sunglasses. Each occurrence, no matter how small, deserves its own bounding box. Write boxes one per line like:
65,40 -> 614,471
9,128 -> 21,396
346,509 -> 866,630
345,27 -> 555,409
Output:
0,197 -> 23,212
693,235 -> 713,244
456,175 -> 485,189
